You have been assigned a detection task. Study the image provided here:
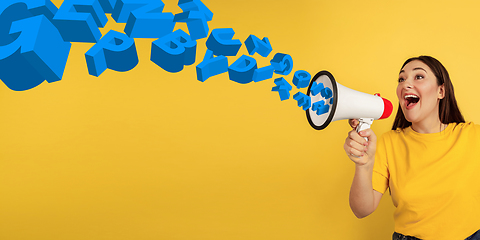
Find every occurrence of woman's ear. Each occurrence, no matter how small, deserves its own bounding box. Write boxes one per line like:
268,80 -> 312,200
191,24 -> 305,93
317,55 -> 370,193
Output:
438,84 -> 445,99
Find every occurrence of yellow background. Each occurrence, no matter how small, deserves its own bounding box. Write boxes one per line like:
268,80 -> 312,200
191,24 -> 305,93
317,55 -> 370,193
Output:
1,0 -> 480,239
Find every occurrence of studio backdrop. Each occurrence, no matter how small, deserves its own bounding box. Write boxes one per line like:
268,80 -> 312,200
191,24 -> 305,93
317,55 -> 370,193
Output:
1,0 -> 479,239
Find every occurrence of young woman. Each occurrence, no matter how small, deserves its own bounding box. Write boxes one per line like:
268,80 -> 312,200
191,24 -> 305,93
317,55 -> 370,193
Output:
344,56 -> 480,240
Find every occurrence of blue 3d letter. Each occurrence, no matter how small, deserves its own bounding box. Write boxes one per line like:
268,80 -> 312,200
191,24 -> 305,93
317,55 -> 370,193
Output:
293,92 -> 311,110
196,49 -> 228,82
228,55 -> 257,84
244,34 -> 272,57
113,0 -> 174,38
312,100 -> 330,116
53,0 -> 108,43
151,29 -> 197,73
292,70 -> 311,89
85,30 -> 138,77
0,0 -> 71,91
310,82 -> 324,96
98,0 -> 116,13
205,28 -> 241,56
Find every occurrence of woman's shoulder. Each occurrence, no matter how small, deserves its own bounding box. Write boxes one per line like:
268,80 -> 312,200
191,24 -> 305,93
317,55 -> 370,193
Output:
450,122 -> 480,136
452,121 -> 479,130
381,122 -> 479,138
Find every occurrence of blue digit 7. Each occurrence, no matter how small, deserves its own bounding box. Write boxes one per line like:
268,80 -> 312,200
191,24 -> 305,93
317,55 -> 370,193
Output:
0,0 -> 71,91
53,0 -> 108,43
174,0 -> 213,40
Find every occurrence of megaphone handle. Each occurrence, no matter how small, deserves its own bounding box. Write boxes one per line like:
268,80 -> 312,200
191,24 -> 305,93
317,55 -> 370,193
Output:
356,118 -> 374,142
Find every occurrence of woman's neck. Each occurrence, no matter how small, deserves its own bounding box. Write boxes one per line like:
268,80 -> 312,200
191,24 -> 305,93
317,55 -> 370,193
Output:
411,119 -> 448,134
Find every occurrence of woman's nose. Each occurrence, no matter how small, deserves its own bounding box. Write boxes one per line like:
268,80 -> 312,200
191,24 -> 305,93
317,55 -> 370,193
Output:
404,78 -> 413,89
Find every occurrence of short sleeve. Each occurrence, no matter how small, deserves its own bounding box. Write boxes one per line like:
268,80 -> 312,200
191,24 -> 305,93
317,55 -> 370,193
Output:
372,132 -> 390,194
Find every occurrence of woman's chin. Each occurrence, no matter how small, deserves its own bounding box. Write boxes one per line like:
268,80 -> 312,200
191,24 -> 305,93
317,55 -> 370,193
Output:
403,114 -> 417,124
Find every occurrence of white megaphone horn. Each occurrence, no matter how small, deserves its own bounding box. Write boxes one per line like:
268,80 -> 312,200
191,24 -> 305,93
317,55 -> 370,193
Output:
306,71 -> 393,133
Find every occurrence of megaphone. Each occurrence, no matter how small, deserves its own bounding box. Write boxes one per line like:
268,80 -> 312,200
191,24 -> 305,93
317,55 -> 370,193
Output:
306,71 -> 393,132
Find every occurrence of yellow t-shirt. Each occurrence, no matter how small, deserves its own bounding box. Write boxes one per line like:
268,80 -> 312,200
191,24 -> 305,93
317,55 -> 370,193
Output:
373,122 -> 480,240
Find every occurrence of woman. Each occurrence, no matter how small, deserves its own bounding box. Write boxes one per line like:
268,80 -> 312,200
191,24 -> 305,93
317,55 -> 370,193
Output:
344,56 -> 480,240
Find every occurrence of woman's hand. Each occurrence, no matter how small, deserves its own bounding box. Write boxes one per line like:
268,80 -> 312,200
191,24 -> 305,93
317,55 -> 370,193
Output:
344,119 -> 377,166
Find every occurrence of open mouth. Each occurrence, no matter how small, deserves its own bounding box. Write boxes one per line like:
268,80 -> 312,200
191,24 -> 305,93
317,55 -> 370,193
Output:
405,94 -> 419,109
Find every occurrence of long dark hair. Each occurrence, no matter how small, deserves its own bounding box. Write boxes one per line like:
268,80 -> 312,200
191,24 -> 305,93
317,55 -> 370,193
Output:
392,56 -> 465,130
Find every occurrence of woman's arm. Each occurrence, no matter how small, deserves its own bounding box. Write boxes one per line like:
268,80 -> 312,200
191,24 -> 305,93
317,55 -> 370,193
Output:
349,163 -> 383,218
344,120 -> 383,218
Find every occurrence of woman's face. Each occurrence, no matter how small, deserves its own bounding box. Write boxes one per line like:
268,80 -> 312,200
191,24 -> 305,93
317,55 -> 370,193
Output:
396,60 -> 445,125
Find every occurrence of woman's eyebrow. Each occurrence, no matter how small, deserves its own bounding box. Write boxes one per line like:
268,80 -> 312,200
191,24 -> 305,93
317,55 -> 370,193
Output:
412,67 -> 427,72
399,67 -> 427,74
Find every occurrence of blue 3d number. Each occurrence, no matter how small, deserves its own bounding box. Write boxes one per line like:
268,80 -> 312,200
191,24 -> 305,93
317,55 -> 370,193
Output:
174,0 -> 213,40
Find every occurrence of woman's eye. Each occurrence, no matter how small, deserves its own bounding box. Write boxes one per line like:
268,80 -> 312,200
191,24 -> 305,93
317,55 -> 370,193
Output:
415,75 -> 424,80
398,78 -> 405,82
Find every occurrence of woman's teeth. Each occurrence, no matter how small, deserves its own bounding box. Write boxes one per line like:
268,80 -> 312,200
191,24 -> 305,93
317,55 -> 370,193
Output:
405,95 -> 419,107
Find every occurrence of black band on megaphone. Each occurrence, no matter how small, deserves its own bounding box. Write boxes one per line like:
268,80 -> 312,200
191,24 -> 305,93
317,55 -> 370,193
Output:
306,70 -> 338,130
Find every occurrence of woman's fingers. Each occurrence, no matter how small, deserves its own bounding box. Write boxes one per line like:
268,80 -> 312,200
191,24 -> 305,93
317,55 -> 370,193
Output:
349,119 -> 359,129
345,130 -> 368,157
